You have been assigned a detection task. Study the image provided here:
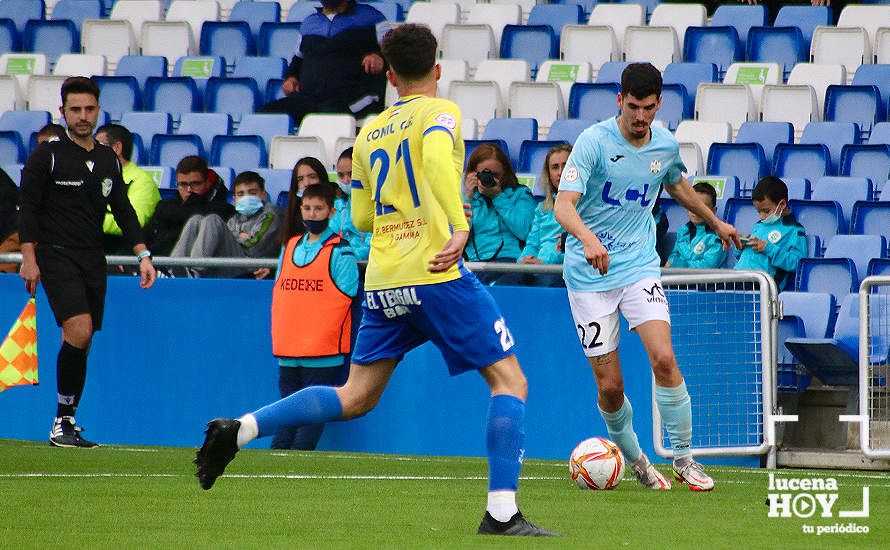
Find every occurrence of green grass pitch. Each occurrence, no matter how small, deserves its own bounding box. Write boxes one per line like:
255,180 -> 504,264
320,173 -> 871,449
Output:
1,439 -> 887,548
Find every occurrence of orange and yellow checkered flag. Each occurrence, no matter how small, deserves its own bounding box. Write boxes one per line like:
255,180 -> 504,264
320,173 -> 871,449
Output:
0,298 -> 38,392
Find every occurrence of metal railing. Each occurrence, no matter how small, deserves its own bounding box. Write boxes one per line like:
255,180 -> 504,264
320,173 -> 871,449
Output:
859,275 -> 890,459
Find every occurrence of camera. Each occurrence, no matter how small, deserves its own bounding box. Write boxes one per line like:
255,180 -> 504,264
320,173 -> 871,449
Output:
476,168 -> 498,188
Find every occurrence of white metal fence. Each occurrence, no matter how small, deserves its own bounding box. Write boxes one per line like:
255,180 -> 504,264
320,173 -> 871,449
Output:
859,276 -> 890,459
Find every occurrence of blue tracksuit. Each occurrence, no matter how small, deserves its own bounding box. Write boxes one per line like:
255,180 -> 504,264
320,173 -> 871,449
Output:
518,201 -> 564,264
734,213 -> 807,291
466,185 -> 536,262
668,222 -> 726,268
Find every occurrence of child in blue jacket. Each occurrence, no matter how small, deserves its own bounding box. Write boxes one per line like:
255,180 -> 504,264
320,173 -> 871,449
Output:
667,181 -> 726,269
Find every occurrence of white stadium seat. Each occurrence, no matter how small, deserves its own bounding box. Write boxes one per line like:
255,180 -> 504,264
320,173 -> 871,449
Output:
623,26 -> 678,72
82,20 -> 136,71
53,54 -> 107,77
405,2 -> 460,41
811,26 -> 871,83
298,114 -> 357,167
440,24 -> 496,72
508,81 -> 565,132
109,0 -> 163,43
760,84 -> 820,140
536,60 -> 591,108
437,58 -> 469,99
675,120 -> 732,169
449,80 -> 503,128
465,3 -> 521,45
270,135 -> 328,170
166,0 -> 221,47
678,142 -> 703,177
588,3 -> 644,48
0,52 -> 47,91
560,25 -> 618,79
27,75 -> 68,118
837,5 -> 890,51
695,83 -> 756,137
723,62 -> 782,113
649,2 -> 706,52
787,63 -> 845,115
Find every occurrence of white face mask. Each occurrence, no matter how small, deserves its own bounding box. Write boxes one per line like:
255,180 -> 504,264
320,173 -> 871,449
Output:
762,202 -> 784,225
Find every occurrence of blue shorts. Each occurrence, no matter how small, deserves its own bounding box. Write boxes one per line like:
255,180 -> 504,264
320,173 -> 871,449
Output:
352,272 -> 516,376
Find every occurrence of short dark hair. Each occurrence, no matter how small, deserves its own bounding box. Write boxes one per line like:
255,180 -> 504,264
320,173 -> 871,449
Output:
302,182 -> 335,208
61,76 -> 100,105
175,155 -> 208,177
752,176 -> 788,204
381,24 -> 437,81
692,181 -> 718,208
338,146 -> 353,162
233,170 -> 265,191
37,123 -> 65,141
621,62 -> 662,100
95,123 -> 134,161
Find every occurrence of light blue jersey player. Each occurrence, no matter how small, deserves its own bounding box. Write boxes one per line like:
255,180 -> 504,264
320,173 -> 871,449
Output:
554,63 -> 741,493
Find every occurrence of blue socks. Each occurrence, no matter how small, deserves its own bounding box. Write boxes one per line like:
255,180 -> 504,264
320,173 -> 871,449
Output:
655,381 -> 692,460
486,394 -> 525,492
598,395 -> 642,463
252,386 -> 343,439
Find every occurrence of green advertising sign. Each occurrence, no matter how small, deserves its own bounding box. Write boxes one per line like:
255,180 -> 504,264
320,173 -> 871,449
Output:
517,174 -> 536,190
695,177 -> 727,200
547,64 -> 579,83
180,58 -> 215,78
143,168 -> 163,188
735,66 -> 768,85
4,57 -> 36,75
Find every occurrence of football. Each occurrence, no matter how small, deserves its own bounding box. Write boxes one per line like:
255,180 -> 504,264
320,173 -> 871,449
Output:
569,437 -> 625,490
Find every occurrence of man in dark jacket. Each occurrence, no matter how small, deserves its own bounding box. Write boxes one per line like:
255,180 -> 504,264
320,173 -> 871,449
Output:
258,0 -> 387,125
144,155 -> 235,256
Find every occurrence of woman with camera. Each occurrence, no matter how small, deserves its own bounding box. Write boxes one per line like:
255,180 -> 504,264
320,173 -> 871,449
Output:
463,143 -> 536,264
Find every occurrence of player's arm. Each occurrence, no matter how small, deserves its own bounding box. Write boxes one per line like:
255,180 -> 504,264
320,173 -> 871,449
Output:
18,145 -> 51,295
350,144 -> 375,233
554,190 -> 609,275
424,129 -> 469,273
665,176 -> 741,249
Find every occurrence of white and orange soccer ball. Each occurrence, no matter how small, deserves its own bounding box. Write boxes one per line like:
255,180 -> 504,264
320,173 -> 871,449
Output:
569,437 -> 625,490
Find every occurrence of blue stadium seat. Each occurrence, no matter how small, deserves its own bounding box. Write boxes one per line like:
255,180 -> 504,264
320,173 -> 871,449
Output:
869,122 -> 890,146
139,164 -> 174,189
232,56 -> 286,96
710,3 -> 766,46
258,22 -> 300,59
150,133 -> 204,166
0,0 -> 44,35
1,163 -> 21,185
23,19 -> 76,64
230,0 -> 280,39
366,1 -> 401,22
144,76 -> 200,119
211,134 -> 268,171
0,110 -> 49,147
237,113 -> 292,149
724,197 -> 759,236
706,142 -> 767,196
92,76 -> 140,120
179,112 -> 232,153
657,84 -> 688,132
481,118 -> 538,169
657,197 -> 687,233
0,130 -> 25,163
255,168 -> 291,202
558,0 -> 596,15
518,139 -> 567,176
662,62 -> 716,113
735,121 -> 792,168
746,26 -> 805,81
116,55 -> 167,93
527,4 -> 582,38
205,77 -> 261,121
0,18 -> 17,54
464,139 -> 508,168
853,200 -> 890,243
851,65 -> 890,116
811,176 -> 874,228
51,0 -> 100,34
547,118 -> 593,144
840,144 -> 890,189
796,259 -> 857,302
780,291 -> 836,339
773,143 -> 830,183
265,78 -> 285,103
773,5 -> 830,51
173,56 -> 225,95
200,21 -> 256,61
568,82 -> 619,120
286,2 -> 320,23
824,84 -> 883,142
500,24 -> 557,77
594,61 -> 628,84
800,122 -> 859,176
682,26 -> 741,79
868,258 -> 890,277
120,111 -> 172,155
783,177 -> 810,201
789,199 -> 844,248
776,311 -> 808,391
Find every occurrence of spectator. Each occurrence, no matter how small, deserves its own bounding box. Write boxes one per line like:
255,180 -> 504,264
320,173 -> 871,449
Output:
270,182 -> 358,449
258,0 -> 388,125
330,147 -> 370,260
518,144 -> 570,266
464,143 -> 536,263
653,198 -> 670,266
734,176 -> 806,290
0,168 -> 19,273
36,123 -> 66,144
170,170 -> 281,278
666,182 -> 727,269
143,156 -> 234,257
95,124 -> 161,255
291,156 -> 332,197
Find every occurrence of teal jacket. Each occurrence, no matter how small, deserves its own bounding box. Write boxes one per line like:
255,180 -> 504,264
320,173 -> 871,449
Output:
518,201 -> 564,264
734,213 -> 807,291
668,222 -> 726,269
330,195 -> 371,261
466,185 -> 536,262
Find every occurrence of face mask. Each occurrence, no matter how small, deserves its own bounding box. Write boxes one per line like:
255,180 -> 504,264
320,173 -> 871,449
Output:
762,203 -> 784,225
337,180 -> 351,196
303,217 -> 330,235
235,195 -> 264,216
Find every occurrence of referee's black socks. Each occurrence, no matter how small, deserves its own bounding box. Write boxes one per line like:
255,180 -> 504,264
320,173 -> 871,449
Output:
56,341 -> 87,418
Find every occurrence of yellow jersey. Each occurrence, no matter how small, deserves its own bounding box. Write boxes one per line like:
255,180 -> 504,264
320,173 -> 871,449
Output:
352,94 -> 469,291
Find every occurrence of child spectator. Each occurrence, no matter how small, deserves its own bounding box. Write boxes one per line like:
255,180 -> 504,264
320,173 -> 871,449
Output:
270,182 -> 358,450
518,144 -> 570,266
329,147 -> 371,260
666,182 -> 727,269
734,176 -> 806,290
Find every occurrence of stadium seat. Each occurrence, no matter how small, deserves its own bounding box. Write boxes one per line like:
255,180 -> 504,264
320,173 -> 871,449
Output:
142,22 -> 195,65
648,2 -> 706,52
0,130 -> 25,163
810,27 -> 870,83
774,143 -> 830,184
735,122 -> 792,169
26,74 -> 65,115
1,163 -> 22,185
116,56 -> 167,93
507,82 -> 564,133
500,24 -> 557,76
297,113 -> 356,168
690,174 -> 734,216
23,20 -> 77,65
437,58 -> 468,99
91,76 -> 140,120
82,20 -> 136,70
816,234 -> 886,285
675,120 -> 731,169
840,144 -> 890,191
656,197 -> 687,235
878,28 -> 890,65
52,0 -> 101,34
587,2 -> 643,48
232,56 -> 285,96
655,84 -> 687,132
545,118 -> 590,145
824,85 -> 882,142
367,1 -> 401,22
723,62 -> 781,112
518,139 -> 566,176
255,167 -> 290,201
449,80 -> 503,127
678,142 -> 703,177
466,3 -> 520,45
783,178 -> 810,201
787,63 -> 845,116
853,197 -> 890,242
439,25 -> 495,72
624,26 -> 680,73
851,65 -> 890,116
0,18 -> 17,55
694,83 -> 754,136
53,53 -> 106,77
211,134 -> 267,171
285,1 -> 321,23
166,0 -> 220,46
269,135 -> 327,169
404,2 -> 459,41
150,133 -> 204,166
120,111 -> 172,151
178,112 -> 232,153
710,3 -> 766,47
594,61 -> 628,84
0,75 -> 22,112
837,4 -> 890,52
724,197 -> 759,236
474,58 -> 529,103
867,258 -> 890,277
560,25 -> 618,76
800,122 -> 860,176
200,21 -> 255,63
759,85 -> 818,141
779,290 -> 833,390
204,76 -> 260,122
257,22 -> 300,59
109,0 -> 162,43
706,142 -> 767,196
144,76 -> 200,118
567,82 -> 619,121
172,56 -> 225,97
812,176 -> 874,228
683,26 -> 741,79
527,4 -> 581,39
0,110 -> 48,148
535,60 -> 591,108
870,122 -> 890,146
237,113 -> 291,149
481,118 -> 538,168
0,0 -> 44,35
464,138 -> 509,168
662,62 -> 716,111
746,26 -> 806,81
230,0 -> 280,39
789,198 -> 844,249
138,164 -> 174,190
774,5 -> 831,51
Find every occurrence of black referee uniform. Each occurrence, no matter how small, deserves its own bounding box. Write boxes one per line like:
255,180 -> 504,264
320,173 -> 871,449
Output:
19,134 -> 144,329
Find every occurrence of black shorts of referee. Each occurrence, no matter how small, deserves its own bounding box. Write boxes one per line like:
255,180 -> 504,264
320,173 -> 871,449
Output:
36,244 -> 107,330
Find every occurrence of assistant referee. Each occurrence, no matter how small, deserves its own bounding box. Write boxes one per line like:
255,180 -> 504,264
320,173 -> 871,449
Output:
19,77 -> 156,448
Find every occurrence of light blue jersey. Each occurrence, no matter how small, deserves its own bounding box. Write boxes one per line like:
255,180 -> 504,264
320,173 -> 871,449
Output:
560,117 -> 685,291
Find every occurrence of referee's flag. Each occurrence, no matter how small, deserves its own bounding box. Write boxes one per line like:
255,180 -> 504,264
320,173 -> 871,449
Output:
0,298 -> 38,392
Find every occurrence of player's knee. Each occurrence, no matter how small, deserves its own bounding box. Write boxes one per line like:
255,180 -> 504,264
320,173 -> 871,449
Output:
63,325 -> 92,348
649,350 -> 678,379
338,389 -> 382,419
597,380 -> 624,406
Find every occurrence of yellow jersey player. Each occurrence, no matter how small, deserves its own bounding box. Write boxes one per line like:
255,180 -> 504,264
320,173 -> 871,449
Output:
195,24 -> 555,537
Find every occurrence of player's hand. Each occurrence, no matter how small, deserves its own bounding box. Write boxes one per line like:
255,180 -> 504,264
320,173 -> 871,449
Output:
713,220 -> 743,250
583,238 -> 610,275
19,260 -> 40,296
362,53 -> 385,74
428,230 -> 468,273
519,255 -> 542,264
139,258 -> 156,289
253,267 -> 271,279
281,77 -> 300,95
747,237 -> 767,253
